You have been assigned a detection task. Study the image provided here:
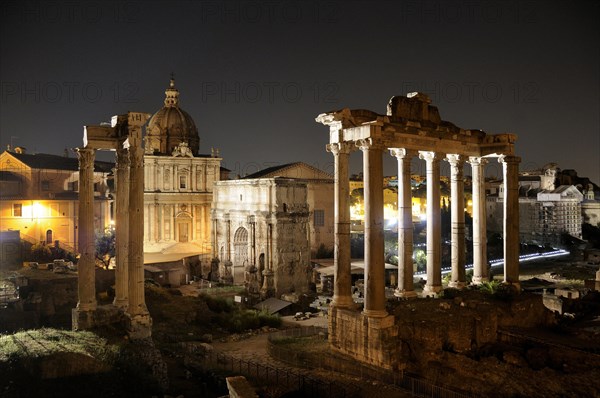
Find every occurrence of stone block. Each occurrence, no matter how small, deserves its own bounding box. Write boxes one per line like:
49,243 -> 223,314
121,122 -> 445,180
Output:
226,376 -> 258,398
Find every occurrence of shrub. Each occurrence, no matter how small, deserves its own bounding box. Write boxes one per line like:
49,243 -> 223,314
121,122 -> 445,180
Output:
201,294 -> 234,313
479,280 -> 501,295
258,310 -> 282,328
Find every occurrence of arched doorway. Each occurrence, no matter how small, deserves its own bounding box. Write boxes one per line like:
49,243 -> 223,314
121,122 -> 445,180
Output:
233,227 -> 249,285
233,227 -> 248,267
175,209 -> 192,243
46,229 -> 53,244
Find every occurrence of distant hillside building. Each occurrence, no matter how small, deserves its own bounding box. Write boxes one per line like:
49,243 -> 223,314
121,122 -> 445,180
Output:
0,148 -> 113,252
488,164 -> 583,244
582,184 -> 600,227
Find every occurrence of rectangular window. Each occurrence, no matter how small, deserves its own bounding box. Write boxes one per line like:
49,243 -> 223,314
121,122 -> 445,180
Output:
68,181 -> 78,191
41,180 -> 50,190
314,209 -> 325,227
179,176 -> 187,189
13,203 -> 22,217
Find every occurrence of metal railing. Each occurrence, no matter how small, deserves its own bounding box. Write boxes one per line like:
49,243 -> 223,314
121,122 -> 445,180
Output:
267,326 -> 474,398
196,347 -> 357,397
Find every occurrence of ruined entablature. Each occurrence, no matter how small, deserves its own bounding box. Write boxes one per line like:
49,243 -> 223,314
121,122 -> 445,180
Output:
316,93 -> 517,157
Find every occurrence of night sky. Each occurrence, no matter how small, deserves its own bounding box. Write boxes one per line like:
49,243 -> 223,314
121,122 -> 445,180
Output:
1,0 -> 598,183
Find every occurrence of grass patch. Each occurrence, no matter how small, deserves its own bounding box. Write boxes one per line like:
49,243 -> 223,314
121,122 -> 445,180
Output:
0,328 -> 118,364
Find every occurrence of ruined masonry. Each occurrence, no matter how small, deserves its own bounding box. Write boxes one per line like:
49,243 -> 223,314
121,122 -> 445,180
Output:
316,92 -> 520,369
73,112 -> 152,339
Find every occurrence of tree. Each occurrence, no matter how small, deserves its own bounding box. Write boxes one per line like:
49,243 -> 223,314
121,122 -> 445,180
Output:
95,228 -> 116,269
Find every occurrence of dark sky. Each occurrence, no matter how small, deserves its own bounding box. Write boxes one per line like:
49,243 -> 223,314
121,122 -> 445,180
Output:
1,0 -> 599,183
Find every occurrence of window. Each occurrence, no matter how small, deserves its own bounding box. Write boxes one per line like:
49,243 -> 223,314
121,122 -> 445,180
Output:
41,180 -> 50,190
179,175 -> 187,189
68,181 -> 78,191
314,209 -> 325,227
13,204 -> 22,217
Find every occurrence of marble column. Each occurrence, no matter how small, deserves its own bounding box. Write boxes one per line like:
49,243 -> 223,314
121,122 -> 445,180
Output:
358,138 -> 386,317
75,148 -> 97,316
500,155 -> 521,290
446,154 -> 466,288
127,126 -> 152,338
390,148 -> 416,298
326,142 -> 354,308
420,151 -> 442,295
261,223 -> 274,297
113,147 -> 129,309
469,157 -> 488,284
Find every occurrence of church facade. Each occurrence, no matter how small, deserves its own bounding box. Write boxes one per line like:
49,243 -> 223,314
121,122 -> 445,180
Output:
142,78 -> 223,254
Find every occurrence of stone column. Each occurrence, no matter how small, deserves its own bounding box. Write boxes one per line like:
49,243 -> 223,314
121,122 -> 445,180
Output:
127,122 -> 152,339
261,222 -> 274,297
390,148 -> 416,298
113,147 -> 129,309
73,148 -> 97,329
420,151 -> 442,295
358,138 -> 387,317
446,154 -> 466,289
500,155 -> 521,290
469,157 -> 488,284
326,142 -> 354,308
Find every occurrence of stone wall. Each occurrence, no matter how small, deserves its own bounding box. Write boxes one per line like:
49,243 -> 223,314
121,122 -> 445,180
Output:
328,307 -> 399,370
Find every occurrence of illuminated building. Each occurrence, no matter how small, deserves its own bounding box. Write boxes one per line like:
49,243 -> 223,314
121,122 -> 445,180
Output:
0,148 -> 112,253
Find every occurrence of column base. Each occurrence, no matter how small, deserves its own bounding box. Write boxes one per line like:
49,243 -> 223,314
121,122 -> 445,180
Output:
332,295 -> 355,309
394,289 -> 417,299
502,281 -> 521,293
362,309 -> 388,318
471,275 -> 488,285
448,281 -> 467,289
72,308 -> 95,331
113,298 -> 129,310
260,270 -> 275,299
422,284 -> 442,297
126,312 -> 153,340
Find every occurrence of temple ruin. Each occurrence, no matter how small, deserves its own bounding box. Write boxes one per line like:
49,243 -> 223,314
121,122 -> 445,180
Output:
316,92 -> 520,369
72,112 -> 152,339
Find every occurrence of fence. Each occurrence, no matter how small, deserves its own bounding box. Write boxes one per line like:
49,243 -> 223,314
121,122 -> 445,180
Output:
198,348 -> 358,397
267,326 -> 474,398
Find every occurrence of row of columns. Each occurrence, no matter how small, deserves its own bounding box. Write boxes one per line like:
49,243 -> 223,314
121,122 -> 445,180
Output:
327,140 -> 521,317
75,137 -> 152,337
145,162 -> 211,192
145,202 -> 210,244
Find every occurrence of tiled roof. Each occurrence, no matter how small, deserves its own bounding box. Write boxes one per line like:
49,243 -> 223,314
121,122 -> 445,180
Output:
242,162 -> 333,180
7,152 -> 114,173
243,162 -> 298,179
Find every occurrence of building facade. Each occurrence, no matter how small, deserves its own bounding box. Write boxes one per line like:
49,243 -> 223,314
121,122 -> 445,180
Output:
0,149 -> 112,253
211,178 -> 312,296
242,162 -> 334,257
488,164 -> 584,244
142,78 -> 223,254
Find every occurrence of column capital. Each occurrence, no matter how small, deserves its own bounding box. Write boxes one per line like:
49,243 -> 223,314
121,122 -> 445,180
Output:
389,148 -> 416,160
326,142 -> 354,155
468,156 -> 488,166
76,147 -> 95,162
445,153 -> 464,165
356,138 -> 385,151
498,154 -> 521,165
446,154 -> 464,178
418,150 -> 441,162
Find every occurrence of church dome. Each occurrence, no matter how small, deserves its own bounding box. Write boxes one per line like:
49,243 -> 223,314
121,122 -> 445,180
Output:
145,77 -> 200,156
